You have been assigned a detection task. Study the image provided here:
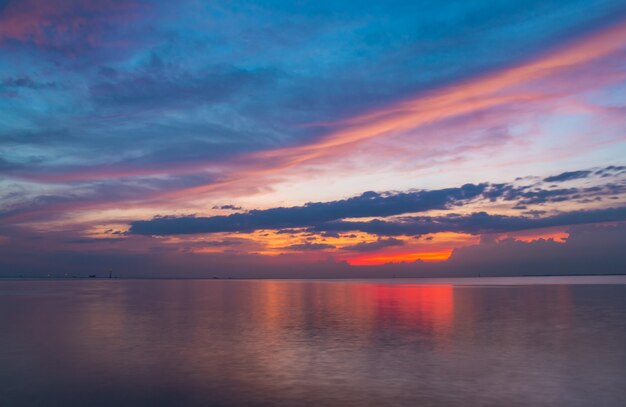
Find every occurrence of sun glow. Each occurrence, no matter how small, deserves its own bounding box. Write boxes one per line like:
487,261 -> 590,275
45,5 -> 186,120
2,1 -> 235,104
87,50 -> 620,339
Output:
347,250 -> 453,266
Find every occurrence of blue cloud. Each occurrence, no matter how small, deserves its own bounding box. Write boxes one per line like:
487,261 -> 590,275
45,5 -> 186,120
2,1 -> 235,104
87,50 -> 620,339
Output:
129,183 -> 486,235
544,170 -> 592,183
129,170 -> 626,236
316,207 -> 626,236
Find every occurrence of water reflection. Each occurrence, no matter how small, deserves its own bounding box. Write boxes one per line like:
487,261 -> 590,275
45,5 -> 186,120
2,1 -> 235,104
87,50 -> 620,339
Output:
0,279 -> 625,406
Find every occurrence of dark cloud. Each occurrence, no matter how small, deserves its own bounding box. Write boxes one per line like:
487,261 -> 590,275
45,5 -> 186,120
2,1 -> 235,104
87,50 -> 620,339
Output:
212,205 -> 243,211
63,237 -> 125,244
343,238 -> 404,252
129,183 -> 486,235
511,187 -> 581,205
479,166 -> 626,207
522,210 -> 547,217
1,75 -> 55,89
201,240 -> 243,247
275,229 -> 298,235
129,173 -> 626,236
595,165 -> 626,177
316,206 -> 626,236
0,156 -> 21,172
544,170 -> 592,183
90,65 -> 274,110
490,180 -> 625,206
282,242 -> 335,251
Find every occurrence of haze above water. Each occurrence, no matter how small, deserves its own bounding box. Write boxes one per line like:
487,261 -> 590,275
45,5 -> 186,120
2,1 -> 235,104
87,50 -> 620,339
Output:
1,277 -> 625,406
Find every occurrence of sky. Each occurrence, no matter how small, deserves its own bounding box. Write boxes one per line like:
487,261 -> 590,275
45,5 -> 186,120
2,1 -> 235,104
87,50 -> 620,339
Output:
1,0 -> 625,278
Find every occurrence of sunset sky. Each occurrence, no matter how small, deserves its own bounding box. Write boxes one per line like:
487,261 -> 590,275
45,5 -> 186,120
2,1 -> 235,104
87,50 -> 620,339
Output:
1,0 -> 625,277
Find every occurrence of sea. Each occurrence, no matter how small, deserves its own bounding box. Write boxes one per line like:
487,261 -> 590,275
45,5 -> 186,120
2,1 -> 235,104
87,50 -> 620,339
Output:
1,276 -> 625,406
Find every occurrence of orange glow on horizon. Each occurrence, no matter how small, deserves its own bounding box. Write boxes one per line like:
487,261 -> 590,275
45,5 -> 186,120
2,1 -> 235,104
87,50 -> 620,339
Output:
348,250 -> 453,266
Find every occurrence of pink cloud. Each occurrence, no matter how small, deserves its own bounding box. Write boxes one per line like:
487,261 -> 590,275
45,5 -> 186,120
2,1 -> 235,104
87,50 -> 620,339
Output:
0,0 -> 142,50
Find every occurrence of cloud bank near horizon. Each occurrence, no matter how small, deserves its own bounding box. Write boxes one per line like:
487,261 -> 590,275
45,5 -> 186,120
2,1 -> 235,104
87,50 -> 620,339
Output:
1,222 -> 624,278
129,166 -> 626,237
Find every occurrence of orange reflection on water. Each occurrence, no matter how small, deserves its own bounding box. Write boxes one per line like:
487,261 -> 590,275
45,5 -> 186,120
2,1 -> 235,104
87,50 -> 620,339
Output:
249,281 -> 455,340
358,284 -> 454,336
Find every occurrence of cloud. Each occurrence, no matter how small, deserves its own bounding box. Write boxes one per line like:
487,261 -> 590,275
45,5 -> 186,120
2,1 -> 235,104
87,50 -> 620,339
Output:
544,170 -> 592,183
129,170 -> 626,237
212,205 -> 242,211
0,156 -> 21,172
316,207 -> 626,236
1,75 -> 56,89
0,0 -> 143,52
343,238 -> 404,252
129,183 -> 486,235
445,223 -> 626,276
484,171 -> 626,205
200,240 -> 243,247
90,65 -> 274,110
0,174 -> 216,223
595,165 -> 626,178
282,242 -> 335,251
63,237 -> 125,244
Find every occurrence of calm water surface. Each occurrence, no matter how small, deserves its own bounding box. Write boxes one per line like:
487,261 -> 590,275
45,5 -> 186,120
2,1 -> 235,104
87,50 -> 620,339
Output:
1,277 -> 625,406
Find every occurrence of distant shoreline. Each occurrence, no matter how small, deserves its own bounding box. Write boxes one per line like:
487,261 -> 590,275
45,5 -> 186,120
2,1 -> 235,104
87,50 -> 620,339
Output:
1,273 -> 625,281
